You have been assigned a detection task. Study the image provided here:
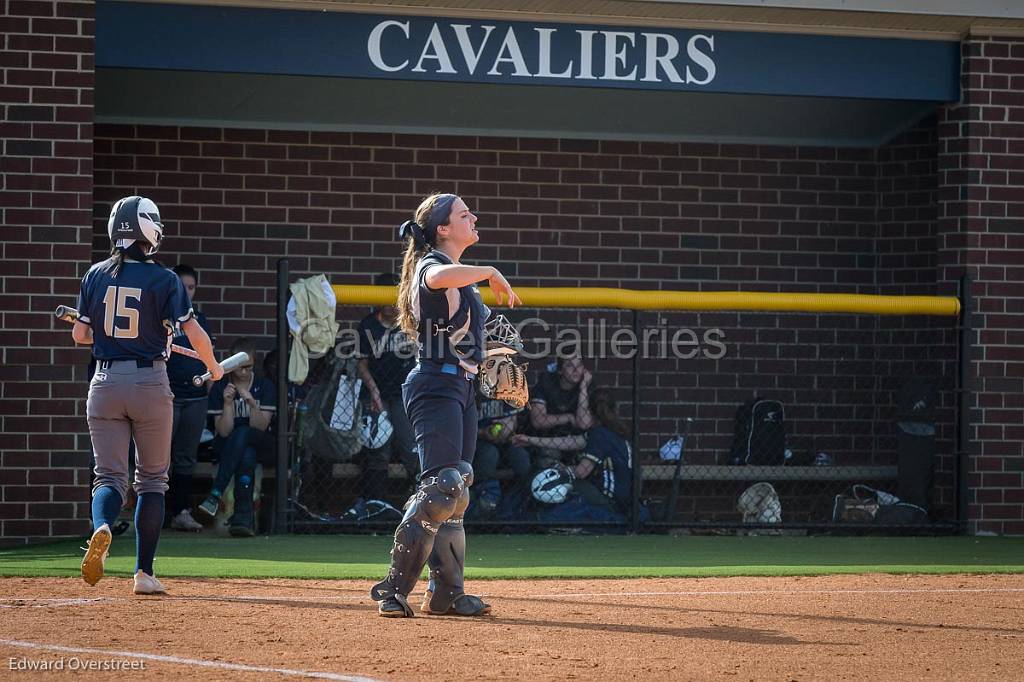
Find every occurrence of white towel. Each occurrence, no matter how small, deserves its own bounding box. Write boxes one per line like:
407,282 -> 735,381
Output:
329,376 -> 361,431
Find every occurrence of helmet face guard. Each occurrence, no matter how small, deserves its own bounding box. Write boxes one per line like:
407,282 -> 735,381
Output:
108,196 -> 164,255
484,314 -> 524,356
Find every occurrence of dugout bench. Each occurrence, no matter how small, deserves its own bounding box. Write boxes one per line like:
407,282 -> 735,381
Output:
641,464 -> 897,482
642,463 -> 899,525
193,455 -> 898,529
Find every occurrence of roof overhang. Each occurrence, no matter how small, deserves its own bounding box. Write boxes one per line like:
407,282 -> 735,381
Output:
95,0 -> 988,145
149,0 -> 1024,39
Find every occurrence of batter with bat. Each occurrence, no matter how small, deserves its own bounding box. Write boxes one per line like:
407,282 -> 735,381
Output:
72,195 -> 223,595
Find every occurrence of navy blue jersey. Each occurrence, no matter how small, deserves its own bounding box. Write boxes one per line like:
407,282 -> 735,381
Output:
357,313 -> 416,400
581,426 -> 633,511
208,375 -> 277,429
528,370 -> 583,437
76,259 -> 193,361
166,309 -> 210,400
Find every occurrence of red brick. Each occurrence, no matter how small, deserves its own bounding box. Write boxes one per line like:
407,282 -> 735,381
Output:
0,503 -> 27,520
0,469 -> 28,485
52,518 -> 90,535
4,485 -> 51,502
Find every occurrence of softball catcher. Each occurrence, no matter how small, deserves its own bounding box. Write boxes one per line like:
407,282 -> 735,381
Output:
369,193 -> 527,617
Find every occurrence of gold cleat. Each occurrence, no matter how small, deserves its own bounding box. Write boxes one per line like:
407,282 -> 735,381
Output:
80,524 -> 112,587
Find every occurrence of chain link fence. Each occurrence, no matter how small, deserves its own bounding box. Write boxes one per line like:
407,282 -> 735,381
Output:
285,302 -> 960,535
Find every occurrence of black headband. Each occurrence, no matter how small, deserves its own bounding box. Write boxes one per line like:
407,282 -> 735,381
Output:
398,194 -> 459,250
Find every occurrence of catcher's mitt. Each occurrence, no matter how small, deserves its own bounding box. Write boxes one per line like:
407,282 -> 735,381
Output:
479,354 -> 529,409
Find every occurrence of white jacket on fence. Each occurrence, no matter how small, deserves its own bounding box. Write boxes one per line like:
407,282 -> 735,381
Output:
287,274 -> 339,384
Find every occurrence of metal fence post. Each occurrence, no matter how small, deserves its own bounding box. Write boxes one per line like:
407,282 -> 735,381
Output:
273,258 -> 290,534
956,273 -> 972,533
631,309 -> 641,534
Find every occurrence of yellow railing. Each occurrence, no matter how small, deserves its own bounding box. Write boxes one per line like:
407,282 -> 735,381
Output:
332,285 -> 959,316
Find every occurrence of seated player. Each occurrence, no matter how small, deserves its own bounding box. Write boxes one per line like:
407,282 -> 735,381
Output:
524,353 -> 596,468
197,337 -> 276,536
514,387 -> 632,514
473,395 -> 531,518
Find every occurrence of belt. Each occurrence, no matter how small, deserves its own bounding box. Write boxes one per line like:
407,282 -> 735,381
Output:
98,359 -> 158,369
416,362 -> 476,380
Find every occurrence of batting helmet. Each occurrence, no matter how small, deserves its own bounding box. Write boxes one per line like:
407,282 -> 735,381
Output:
531,467 -> 573,505
107,196 -> 164,255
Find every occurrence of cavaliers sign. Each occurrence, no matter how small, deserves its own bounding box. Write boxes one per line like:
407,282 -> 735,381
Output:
97,2 -> 959,101
367,20 -> 717,85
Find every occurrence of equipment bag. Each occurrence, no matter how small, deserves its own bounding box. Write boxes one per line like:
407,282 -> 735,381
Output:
728,399 -> 786,465
300,354 -> 366,462
832,484 -> 929,525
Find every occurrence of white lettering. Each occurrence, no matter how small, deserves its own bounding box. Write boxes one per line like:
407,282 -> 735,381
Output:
451,24 -> 496,74
535,28 -> 572,78
602,31 -> 637,80
368,20 -> 717,86
576,30 -> 597,79
641,33 -> 684,83
685,34 -> 716,84
412,23 -> 456,73
367,20 -> 409,72
486,27 -> 532,77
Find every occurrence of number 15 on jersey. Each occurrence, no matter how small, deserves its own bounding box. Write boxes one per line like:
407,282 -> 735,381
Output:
102,286 -> 141,339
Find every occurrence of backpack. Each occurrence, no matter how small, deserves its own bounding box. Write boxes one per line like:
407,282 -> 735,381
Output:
728,399 -> 786,465
300,353 -> 366,462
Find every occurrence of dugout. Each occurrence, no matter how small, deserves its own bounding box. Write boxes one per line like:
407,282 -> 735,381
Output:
3,0 -> 1024,543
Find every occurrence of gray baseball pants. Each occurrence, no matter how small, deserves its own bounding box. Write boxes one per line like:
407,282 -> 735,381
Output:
87,360 -> 173,501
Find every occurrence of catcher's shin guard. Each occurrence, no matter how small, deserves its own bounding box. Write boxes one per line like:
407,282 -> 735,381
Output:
370,467 -> 465,616
422,463 -> 491,617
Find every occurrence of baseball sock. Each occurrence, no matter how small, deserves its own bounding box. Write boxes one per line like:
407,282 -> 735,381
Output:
134,492 -> 164,576
91,486 -> 123,531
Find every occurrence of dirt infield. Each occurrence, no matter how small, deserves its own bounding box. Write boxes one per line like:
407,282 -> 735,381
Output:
1,573 -> 1021,680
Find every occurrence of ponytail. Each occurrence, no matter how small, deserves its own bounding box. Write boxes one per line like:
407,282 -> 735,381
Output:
397,238 -> 428,339
396,193 -> 456,339
107,247 -> 127,277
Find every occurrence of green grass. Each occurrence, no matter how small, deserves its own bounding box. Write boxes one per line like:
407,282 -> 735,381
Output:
1,534 -> 1022,580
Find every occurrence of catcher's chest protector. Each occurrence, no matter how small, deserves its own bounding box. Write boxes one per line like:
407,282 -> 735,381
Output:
414,251 -> 488,368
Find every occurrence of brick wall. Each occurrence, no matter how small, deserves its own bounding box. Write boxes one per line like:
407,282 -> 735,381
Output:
0,0 -> 94,546
90,124 -> 962,526
877,116 -> 940,296
938,38 -> 1024,535
92,127 -> 885,335
2,29 -> 1015,541
874,118 -> 958,512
